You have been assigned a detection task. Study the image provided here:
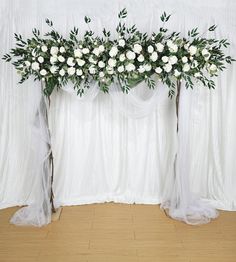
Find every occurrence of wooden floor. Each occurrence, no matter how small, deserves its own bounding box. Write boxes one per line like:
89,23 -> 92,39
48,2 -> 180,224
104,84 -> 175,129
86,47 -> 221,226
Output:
0,204 -> 236,262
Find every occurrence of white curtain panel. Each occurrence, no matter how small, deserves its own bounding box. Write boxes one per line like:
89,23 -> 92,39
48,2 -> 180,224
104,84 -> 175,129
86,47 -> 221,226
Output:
0,0 -> 236,223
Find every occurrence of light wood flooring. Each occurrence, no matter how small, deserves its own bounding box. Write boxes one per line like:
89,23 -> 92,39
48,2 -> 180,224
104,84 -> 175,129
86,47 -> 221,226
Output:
0,203 -> 236,262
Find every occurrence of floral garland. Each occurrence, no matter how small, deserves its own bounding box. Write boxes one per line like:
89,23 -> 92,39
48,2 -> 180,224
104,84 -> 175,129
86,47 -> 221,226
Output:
3,9 -> 234,97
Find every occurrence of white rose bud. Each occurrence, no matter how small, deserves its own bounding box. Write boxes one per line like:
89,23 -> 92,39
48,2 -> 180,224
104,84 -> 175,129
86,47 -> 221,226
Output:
74,49 -> 83,58
41,45 -> 48,52
93,48 -> 100,57
137,54 -> 145,62
169,56 -> 178,65
169,44 -> 178,53
67,58 -> 75,67
98,61 -> 105,68
167,40 -> 173,47
50,46 -> 59,56
119,54 -> 126,62
184,43 -> 190,50
31,62 -> 40,71
58,55 -> 65,63
108,58 -> 117,67
125,63 -> 135,72
99,72 -> 105,78
155,43 -> 164,53
59,69 -> 65,76
76,69 -> 83,76
117,65 -> 124,73
118,39 -> 125,47
194,72 -> 201,78
182,56 -> 188,63
126,51 -> 136,60
89,66 -> 96,74
147,45 -> 154,53
163,63 -> 172,73
82,48 -> 90,54
150,52 -> 158,62
144,64 -> 152,71
209,64 -> 217,72
109,46 -> 118,57
59,46 -> 66,53
98,45 -> 105,53
38,56 -> 44,63
25,61 -> 31,67
162,56 -> 169,63
183,63 -> 190,72
76,59 -> 85,67
67,67 -> 76,75
40,69 -> 47,76
133,44 -> 142,54
50,56 -> 57,64
106,66 -> 114,75
155,67 -> 162,74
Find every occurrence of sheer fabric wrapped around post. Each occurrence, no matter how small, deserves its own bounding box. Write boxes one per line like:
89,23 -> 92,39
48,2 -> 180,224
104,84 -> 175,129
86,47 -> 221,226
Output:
10,86 -> 52,226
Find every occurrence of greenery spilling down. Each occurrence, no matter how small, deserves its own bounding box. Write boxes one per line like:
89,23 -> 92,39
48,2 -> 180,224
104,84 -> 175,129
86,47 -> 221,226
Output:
2,9 -> 235,97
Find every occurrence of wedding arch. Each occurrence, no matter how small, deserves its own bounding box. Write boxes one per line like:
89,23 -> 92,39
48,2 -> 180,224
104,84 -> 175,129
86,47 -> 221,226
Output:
3,8 -> 234,226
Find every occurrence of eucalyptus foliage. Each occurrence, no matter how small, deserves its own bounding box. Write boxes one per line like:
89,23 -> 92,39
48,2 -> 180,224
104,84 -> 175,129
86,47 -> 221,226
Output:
3,9 -> 234,97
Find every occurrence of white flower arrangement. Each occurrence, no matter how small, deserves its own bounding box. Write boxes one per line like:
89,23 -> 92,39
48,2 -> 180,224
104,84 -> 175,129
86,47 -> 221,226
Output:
3,9 -> 234,97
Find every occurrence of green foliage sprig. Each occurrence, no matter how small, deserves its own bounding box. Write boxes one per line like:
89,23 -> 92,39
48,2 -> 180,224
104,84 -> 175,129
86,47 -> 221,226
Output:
3,9 -> 235,97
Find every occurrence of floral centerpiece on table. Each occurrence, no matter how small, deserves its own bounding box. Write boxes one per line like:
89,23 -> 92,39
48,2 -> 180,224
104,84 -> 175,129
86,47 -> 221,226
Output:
3,9 -> 234,98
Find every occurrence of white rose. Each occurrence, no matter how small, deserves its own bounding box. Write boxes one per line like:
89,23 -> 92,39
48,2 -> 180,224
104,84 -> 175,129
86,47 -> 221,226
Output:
40,69 -> 47,76
59,47 -> 66,53
144,64 -> 152,71
106,66 -> 114,75
37,56 -> 44,63
167,40 -> 173,47
117,65 -> 124,73
74,49 -> 83,58
184,43 -> 190,50
58,55 -> 65,63
119,54 -> 126,62
50,66 -> 58,74
76,69 -> 83,76
182,56 -> 188,63
50,46 -> 59,56
209,64 -> 217,72
31,62 -> 40,71
93,48 -> 100,57
98,61 -> 105,68
76,59 -> 85,67
67,57 -> 75,66
137,66 -> 145,73
194,72 -> 201,78
125,63 -> 135,72
50,56 -> 57,64
202,49 -> 211,60
155,67 -> 162,74
98,45 -> 105,53
109,46 -> 118,57
133,44 -> 142,54
163,63 -> 172,73
189,45 -> 197,56
147,45 -> 154,53
108,58 -> 116,67
169,44 -> 178,53
155,43 -> 164,53
41,45 -> 48,52
183,63 -> 190,72
162,56 -> 169,63
25,61 -> 31,67
169,56 -> 178,65
118,39 -> 125,47
137,54 -> 145,62
150,52 -> 158,62
99,72 -> 105,78
174,69 -> 181,77
82,48 -> 90,54
67,67 -> 76,75
89,66 -> 96,74
126,51 -> 136,60
59,69 -> 65,76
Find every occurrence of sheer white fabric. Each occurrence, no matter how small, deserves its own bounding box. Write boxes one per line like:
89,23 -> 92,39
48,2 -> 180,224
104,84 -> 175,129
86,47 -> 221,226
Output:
0,0 -> 236,227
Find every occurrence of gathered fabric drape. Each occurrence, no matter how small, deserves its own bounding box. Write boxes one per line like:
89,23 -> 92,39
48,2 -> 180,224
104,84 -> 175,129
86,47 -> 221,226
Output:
0,0 -> 236,226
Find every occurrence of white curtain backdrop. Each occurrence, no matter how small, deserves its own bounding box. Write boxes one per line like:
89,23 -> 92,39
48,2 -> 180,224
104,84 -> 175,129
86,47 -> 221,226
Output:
0,0 -> 236,220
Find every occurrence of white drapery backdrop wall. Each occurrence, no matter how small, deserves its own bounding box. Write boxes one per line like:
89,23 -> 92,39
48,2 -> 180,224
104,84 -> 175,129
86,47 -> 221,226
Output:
0,0 -> 236,218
